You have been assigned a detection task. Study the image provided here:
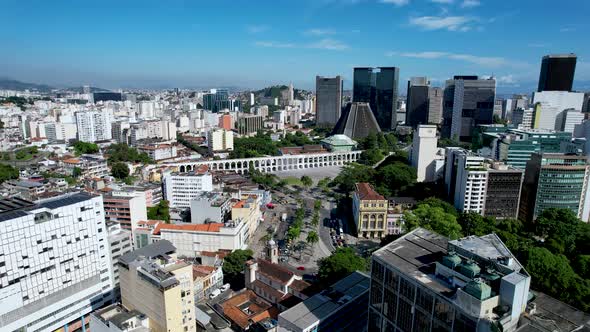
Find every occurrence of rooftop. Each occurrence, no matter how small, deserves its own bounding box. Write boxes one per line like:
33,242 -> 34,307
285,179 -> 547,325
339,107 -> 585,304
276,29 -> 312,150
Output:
93,304 -> 149,332
119,239 -> 176,265
517,291 -> 590,332
321,134 -> 358,146
153,222 -> 225,235
278,271 -> 370,330
355,182 -> 385,201
0,192 -> 95,223
220,289 -> 278,330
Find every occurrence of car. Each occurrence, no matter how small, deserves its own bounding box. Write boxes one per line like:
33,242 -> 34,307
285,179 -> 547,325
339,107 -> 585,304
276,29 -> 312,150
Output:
209,289 -> 221,299
297,266 -> 305,271
220,283 -> 231,292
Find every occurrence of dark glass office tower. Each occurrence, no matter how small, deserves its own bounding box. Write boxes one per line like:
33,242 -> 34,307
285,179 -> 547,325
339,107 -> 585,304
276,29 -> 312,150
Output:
537,54 -> 577,92
316,76 -> 343,127
405,77 -> 429,127
353,67 -> 399,131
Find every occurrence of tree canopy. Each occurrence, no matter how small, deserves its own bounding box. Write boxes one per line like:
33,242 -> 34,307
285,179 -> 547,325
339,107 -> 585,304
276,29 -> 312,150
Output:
318,247 -> 368,285
147,200 -> 170,223
73,141 -> 99,155
106,143 -> 152,164
403,203 -> 462,239
0,164 -> 19,183
111,162 -> 129,179
222,249 -> 254,288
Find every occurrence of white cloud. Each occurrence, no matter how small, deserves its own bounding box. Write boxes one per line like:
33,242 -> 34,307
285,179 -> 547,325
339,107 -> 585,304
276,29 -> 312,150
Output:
254,41 -> 296,48
560,27 -> 576,32
305,28 -> 336,36
246,25 -> 269,34
255,39 -> 349,51
387,50 -> 509,68
307,38 -> 350,50
497,75 -> 516,84
460,0 -> 480,8
380,0 -> 409,6
409,15 -> 474,31
431,0 -> 454,3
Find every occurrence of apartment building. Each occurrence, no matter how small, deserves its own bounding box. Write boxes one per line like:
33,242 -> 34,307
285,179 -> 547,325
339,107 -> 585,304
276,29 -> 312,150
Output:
62,154 -> 109,178
163,166 -> 213,209
106,222 -> 133,298
190,192 -> 232,224
0,193 -> 113,332
102,190 -> 148,232
137,143 -> 177,161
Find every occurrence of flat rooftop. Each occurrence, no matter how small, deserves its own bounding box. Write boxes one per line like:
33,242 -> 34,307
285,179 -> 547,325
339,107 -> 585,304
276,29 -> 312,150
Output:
0,192 -> 95,222
279,271 -> 370,330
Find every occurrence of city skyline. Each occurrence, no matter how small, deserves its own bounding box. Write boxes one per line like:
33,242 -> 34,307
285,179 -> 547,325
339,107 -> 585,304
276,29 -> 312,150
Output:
1,0 -> 589,92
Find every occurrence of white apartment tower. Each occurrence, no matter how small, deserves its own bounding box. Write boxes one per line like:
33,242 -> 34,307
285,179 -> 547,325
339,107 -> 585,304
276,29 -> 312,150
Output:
163,170 -> 214,208
410,125 -> 438,182
445,148 -> 488,214
75,109 -> 114,142
207,129 -> 234,153
0,193 -> 113,331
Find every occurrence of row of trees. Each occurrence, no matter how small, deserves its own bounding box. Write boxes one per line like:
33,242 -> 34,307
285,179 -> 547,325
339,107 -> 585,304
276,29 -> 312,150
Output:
230,131 -> 315,159
400,197 -> 590,311
106,143 -> 152,164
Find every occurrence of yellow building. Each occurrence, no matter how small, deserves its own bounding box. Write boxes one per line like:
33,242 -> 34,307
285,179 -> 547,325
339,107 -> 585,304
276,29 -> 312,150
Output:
119,240 -> 196,332
231,195 -> 262,239
352,182 -> 388,239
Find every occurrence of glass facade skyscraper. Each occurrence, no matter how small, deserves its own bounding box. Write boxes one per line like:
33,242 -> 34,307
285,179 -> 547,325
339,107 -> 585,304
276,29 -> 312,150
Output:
537,54 -> 577,92
315,75 -> 343,127
353,67 -> 399,131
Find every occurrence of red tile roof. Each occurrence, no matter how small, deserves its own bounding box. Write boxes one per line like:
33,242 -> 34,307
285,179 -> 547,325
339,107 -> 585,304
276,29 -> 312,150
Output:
355,182 -> 385,201
153,222 -> 224,235
221,290 -> 277,330
257,259 -> 294,285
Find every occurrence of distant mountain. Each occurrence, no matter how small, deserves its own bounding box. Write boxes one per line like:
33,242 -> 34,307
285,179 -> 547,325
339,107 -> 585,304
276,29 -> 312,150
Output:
0,78 -> 54,92
251,85 -> 312,100
61,86 -> 111,93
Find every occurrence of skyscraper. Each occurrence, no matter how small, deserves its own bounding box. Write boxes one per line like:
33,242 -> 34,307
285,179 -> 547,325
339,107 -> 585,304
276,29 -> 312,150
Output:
537,54 -> 577,92
406,77 -> 430,127
315,75 -> 343,127
443,76 -> 496,141
353,67 -> 399,131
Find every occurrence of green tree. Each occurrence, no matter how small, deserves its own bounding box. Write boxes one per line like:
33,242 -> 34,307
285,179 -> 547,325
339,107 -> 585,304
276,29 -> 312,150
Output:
147,200 -> 170,222
0,164 -> 19,183
314,200 -> 322,211
318,247 -> 368,285
73,141 -> 99,155
332,163 -> 375,193
535,208 -> 581,254
573,255 -> 590,279
359,148 -> 384,166
222,249 -> 254,287
307,231 -> 319,246
458,212 -> 495,236
111,162 -> 129,179
72,167 -> 82,178
403,204 -> 462,239
311,212 -> 320,227
374,162 -> 417,196
300,175 -> 313,188
106,143 -> 152,164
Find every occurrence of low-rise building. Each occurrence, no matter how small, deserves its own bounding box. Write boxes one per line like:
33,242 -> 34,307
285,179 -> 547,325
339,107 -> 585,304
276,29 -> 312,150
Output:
278,271 -> 370,332
62,154 -> 109,178
352,182 -> 388,239
231,195 -> 262,239
4,180 -> 46,199
386,197 -> 416,235
89,304 -> 150,332
137,143 -> 177,161
119,240 -> 196,332
102,190 -> 148,233
320,134 -> 358,152
217,289 -> 278,332
192,265 -> 224,302
190,192 -> 233,223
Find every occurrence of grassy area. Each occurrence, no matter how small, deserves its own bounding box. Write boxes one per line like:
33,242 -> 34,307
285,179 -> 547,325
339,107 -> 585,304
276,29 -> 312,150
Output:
283,177 -> 303,187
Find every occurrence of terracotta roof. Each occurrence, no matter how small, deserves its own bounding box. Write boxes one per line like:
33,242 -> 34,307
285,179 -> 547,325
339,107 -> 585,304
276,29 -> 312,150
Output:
192,265 -> 216,279
153,222 -> 224,235
257,259 -> 294,285
201,250 -> 230,259
63,158 -> 80,164
355,182 -> 385,201
221,290 -> 276,330
233,200 -> 246,209
252,279 -> 287,300
289,279 -> 311,292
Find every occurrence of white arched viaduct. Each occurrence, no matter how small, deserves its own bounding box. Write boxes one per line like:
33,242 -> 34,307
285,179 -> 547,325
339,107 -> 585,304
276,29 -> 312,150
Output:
163,150 -> 363,174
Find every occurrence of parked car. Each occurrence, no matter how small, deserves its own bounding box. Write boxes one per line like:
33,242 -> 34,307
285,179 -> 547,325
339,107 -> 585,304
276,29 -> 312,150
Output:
220,284 -> 231,292
209,289 -> 221,299
297,266 -> 305,271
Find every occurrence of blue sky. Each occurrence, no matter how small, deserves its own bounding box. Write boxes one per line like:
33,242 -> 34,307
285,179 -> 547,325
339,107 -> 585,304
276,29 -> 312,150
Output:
1,0 -> 589,93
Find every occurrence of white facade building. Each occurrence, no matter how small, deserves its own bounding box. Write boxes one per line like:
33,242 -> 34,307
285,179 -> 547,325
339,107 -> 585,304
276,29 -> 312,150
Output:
75,109 -> 114,142
106,222 -> 133,295
0,193 -> 113,332
410,125 -> 439,182
137,143 -> 177,161
445,148 -> 487,214
163,171 -> 214,208
532,91 -> 584,130
207,129 -> 234,153
557,109 -> 585,133
511,108 -> 534,130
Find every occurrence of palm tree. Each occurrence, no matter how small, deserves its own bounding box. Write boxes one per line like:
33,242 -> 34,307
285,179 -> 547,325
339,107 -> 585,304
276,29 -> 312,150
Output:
307,231 -> 319,246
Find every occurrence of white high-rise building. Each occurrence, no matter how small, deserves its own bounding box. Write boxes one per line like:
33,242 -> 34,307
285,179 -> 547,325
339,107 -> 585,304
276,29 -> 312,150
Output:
556,108 -> 585,133
511,108 -> 534,130
75,109 -> 113,142
163,169 -> 214,208
207,129 -> 234,153
532,91 -> 584,130
250,93 -> 255,106
445,148 -> 487,214
410,125 -> 439,182
0,193 -> 113,331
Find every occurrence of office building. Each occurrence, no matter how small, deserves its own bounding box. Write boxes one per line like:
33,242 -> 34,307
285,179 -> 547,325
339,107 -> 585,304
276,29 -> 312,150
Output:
519,153 -> 590,223
92,92 -> 122,103
444,76 -> 496,141
218,113 -> 233,130
352,183 -> 388,239
368,228 -> 530,332
491,129 -> 572,169
556,109 -> 585,133
119,241 -> 196,332
106,222 -> 133,298
236,114 -> 263,135
406,77 -> 430,127
332,102 -> 381,140
190,192 -> 233,223
207,128 -> 234,153
353,67 -> 399,130
484,163 -> 524,219
89,304 -> 150,332
428,86 -> 444,124
0,193 -> 113,332
102,190 -> 148,232
315,75 -> 343,127
511,108 -> 534,129
537,54 -> 577,92
444,148 -> 487,214
532,91 -> 584,131
278,271 -> 370,332
203,89 -> 241,112
163,167 -> 213,209
75,109 -> 114,142
410,125 -> 439,182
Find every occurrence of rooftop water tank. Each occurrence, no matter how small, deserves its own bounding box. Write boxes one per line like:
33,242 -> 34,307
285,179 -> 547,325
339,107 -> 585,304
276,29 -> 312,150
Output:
464,279 -> 492,300
442,253 -> 462,269
459,261 -> 481,278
